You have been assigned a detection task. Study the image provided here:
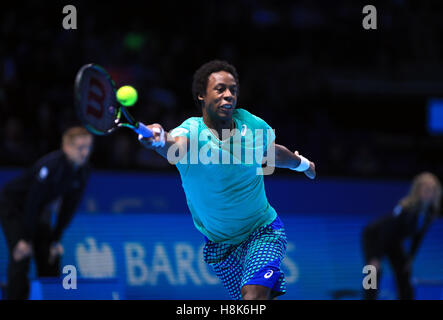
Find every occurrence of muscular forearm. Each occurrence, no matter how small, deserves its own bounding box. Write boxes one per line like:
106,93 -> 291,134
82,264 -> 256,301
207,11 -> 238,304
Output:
154,132 -> 184,162
271,143 -> 316,179
139,125 -> 188,164
274,144 -> 302,168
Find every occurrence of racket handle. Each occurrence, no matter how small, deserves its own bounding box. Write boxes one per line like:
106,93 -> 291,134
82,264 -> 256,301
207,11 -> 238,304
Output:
134,122 -> 153,138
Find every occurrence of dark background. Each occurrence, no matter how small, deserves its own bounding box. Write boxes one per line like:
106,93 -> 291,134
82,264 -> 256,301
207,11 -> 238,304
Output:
1,0 -> 442,179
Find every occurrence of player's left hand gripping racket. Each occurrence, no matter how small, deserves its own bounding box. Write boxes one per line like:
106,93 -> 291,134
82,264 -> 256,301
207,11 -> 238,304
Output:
74,63 -> 153,138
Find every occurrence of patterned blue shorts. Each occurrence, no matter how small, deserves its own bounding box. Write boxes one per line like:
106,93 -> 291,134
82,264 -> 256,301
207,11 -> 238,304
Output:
203,216 -> 287,300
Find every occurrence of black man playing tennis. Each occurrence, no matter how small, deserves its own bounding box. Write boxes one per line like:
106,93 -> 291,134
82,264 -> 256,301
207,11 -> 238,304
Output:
139,60 -> 316,300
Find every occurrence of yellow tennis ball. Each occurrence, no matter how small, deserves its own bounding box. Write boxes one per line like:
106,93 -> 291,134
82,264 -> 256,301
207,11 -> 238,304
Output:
116,85 -> 138,106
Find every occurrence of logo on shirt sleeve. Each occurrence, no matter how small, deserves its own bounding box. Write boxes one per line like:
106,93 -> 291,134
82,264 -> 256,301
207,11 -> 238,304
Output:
38,166 -> 49,181
393,204 -> 403,217
241,124 -> 247,136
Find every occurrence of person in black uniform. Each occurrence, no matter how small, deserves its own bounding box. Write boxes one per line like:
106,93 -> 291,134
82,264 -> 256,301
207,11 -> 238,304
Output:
0,126 -> 93,300
362,172 -> 442,300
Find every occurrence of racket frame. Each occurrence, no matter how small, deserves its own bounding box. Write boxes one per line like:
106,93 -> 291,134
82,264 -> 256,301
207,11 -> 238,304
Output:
75,63 -> 143,135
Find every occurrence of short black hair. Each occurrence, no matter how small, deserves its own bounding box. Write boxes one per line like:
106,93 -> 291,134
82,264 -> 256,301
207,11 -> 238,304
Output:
192,60 -> 240,109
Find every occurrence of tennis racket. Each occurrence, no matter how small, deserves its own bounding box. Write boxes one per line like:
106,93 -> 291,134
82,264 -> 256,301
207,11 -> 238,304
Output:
74,63 -> 153,138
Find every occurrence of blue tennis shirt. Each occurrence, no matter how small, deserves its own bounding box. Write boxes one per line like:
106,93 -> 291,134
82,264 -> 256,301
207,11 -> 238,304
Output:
170,108 -> 277,244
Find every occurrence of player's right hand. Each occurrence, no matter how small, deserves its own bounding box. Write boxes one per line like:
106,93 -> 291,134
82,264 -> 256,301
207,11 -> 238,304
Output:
13,240 -> 32,262
138,123 -> 166,149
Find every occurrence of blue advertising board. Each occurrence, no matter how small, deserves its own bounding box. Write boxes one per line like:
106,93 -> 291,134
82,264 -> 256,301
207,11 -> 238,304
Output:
1,212 -> 442,300
0,170 -> 441,299
0,169 -> 411,215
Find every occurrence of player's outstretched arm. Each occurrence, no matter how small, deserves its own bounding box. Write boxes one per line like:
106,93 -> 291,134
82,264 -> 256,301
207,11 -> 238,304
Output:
273,143 -> 316,179
138,123 -> 188,164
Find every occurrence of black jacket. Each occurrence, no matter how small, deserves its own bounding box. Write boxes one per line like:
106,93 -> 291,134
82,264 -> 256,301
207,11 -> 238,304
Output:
364,203 -> 437,261
0,150 -> 90,242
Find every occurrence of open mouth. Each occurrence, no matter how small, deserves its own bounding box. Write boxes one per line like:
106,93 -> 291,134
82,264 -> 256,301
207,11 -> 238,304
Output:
219,104 -> 234,111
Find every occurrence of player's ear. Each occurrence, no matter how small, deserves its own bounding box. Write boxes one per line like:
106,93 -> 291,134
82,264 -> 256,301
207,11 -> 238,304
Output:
198,94 -> 205,108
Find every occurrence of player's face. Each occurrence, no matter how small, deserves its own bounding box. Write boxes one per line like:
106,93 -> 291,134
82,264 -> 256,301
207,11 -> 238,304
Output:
64,135 -> 93,166
199,71 -> 238,121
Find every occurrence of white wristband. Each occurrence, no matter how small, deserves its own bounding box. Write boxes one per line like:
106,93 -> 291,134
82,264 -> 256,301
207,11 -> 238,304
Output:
290,155 -> 310,172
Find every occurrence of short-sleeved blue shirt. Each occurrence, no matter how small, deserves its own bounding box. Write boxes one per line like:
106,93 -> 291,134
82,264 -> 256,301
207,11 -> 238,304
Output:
170,108 -> 277,244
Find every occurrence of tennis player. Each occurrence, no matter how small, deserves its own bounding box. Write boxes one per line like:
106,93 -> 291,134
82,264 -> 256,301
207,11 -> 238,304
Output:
139,60 -> 315,300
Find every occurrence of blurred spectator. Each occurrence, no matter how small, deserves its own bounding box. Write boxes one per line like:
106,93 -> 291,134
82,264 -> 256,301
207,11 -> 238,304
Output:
361,172 -> 442,300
